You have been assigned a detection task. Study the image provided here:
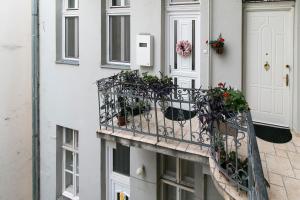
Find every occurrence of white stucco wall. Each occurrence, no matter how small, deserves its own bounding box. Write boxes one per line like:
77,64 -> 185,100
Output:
0,1 -> 32,200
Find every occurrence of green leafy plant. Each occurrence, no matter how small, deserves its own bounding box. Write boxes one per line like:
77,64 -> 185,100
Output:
209,82 -> 249,116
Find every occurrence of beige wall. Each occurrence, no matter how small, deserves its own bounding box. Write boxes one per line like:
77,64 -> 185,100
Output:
0,1 -> 32,200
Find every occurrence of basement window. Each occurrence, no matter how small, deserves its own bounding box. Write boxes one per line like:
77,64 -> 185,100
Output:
61,127 -> 79,200
160,155 -> 195,200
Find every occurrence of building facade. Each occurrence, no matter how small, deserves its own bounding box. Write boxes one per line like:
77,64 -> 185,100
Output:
0,1 -> 33,200
39,0 -> 300,199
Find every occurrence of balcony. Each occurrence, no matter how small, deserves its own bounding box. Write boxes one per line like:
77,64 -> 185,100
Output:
96,71 -> 269,200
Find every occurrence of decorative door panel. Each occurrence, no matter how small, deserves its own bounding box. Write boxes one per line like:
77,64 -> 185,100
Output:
168,15 -> 201,90
244,10 -> 292,127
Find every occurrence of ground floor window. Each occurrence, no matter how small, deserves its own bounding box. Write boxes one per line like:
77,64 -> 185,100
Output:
61,127 -> 79,200
160,155 -> 196,200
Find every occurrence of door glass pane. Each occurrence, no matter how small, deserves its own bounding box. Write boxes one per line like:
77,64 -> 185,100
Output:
180,189 -> 194,200
65,172 -> 74,194
164,184 -> 176,200
113,143 -> 130,176
163,155 -> 176,178
65,150 -> 73,171
174,20 -> 177,69
181,159 -> 194,186
109,15 -> 130,63
65,17 -> 79,58
192,20 -> 195,71
65,128 -> 73,147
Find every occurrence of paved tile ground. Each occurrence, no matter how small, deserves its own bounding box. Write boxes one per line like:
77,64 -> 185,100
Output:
257,135 -> 300,200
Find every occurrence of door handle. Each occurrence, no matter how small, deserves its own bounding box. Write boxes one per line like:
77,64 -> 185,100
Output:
285,74 -> 289,87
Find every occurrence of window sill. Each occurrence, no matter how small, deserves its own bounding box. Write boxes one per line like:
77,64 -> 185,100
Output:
56,59 -> 80,66
100,64 -> 130,70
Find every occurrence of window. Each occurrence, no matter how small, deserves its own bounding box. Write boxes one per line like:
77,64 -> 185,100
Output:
161,155 -> 196,200
111,0 -> 130,7
62,128 -> 79,200
106,0 -> 130,66
62,0 -> 79,60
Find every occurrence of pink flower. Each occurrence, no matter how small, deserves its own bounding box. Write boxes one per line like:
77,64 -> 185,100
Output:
176,40 -> 192,57
218,82 -> 225,88
219,38 -> 225,43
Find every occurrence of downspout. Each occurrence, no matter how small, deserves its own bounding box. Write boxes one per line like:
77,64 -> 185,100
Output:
32,0 -> 40,199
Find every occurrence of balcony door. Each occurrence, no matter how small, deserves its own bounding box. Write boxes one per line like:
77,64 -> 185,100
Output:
244,8 -> 293,127
167,14 -> 201,90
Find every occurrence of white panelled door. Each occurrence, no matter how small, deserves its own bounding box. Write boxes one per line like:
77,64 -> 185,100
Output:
244,10 -> 293,127
168,14 -> 201,89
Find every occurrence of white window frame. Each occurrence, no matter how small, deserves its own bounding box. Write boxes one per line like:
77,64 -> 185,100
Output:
62,0 -> 79,61
110,0 -> 130,8
106,0 -> 131,66
169,0 -> 200,6
62,128 -> 79,200
160,155 -> 195,200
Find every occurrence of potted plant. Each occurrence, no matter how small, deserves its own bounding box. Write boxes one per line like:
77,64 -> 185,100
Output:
208,82 -> 249,137
142,72 -> 174,98
207,34 -> 225,54
117,96 -> 128,126
213,136 -> 249,188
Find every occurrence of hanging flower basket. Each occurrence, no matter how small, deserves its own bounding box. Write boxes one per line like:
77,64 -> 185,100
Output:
207,34 -> 225,55
176,40 -> 192,57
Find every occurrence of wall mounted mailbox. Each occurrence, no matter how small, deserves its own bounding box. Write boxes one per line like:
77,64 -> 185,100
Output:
136,34 -> 154,67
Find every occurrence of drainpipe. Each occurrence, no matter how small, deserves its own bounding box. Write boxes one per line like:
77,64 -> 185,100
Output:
32,0 -> 40,199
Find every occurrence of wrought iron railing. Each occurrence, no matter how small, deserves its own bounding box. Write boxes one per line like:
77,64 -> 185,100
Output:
97,71 -> 268,200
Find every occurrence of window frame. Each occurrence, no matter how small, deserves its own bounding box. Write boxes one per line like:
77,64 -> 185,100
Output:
169,0 -> 200,5
62,128 -> 79,200
160,155 -> 195,200
62,0 -> 79,61
110,0 -> 130,8
106,1 -> 131,66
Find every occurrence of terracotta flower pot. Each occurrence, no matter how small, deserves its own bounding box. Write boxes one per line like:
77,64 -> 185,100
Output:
117,116 -> 126,126
216,47 -> 224,54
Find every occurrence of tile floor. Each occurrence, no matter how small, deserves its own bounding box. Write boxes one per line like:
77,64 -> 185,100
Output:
258,135 -> 300,200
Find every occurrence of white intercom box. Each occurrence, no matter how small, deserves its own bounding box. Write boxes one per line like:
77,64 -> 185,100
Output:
136,34 -> 154,67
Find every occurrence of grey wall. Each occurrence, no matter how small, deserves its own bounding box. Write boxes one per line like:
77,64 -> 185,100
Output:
0,1 -> 32,199
131,0 -> 163,75
211,0 -> 243,89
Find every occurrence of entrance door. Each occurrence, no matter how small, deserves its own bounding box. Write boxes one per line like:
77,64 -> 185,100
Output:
244,9 -> 293,127
168,14 -> 201,89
